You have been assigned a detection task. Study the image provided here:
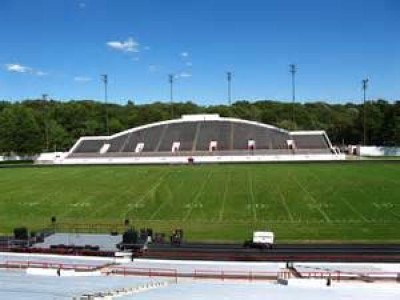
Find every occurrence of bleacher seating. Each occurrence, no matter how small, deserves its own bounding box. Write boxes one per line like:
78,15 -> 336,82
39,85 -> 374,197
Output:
158,122 -> 197,151
66,115 -> 333,159
292,134 -> 329,149
107,135 -> 128,152
196,121 -> 232,151
73,140 -> 105,153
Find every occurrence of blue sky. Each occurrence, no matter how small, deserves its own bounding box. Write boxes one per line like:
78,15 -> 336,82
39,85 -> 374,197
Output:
0,0 -> 399,105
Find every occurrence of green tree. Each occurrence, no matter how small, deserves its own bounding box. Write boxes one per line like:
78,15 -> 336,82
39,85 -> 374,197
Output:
0,105 -> 42,155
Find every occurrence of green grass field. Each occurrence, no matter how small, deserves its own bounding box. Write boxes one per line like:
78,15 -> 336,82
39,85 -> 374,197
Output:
0,162 -> 399,243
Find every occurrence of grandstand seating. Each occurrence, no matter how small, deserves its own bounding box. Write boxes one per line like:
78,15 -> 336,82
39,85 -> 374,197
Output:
73,140 -> 105,153
66,115 -> 335,160
196,121 -> 232,151
158,122 -> 197,151
292,134 -> 329,149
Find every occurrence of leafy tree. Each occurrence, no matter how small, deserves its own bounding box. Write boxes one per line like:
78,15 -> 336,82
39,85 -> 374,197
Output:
0,98 -> 398,151
0,105 -> 42,155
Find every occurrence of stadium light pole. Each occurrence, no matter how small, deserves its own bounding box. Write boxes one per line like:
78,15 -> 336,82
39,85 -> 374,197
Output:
362,78 -> 369,145
227,71 -> 232,105
101,74 -> 109,135
42,93 -> 49,151
169,74 -> 174,119
289,64 -> 297,127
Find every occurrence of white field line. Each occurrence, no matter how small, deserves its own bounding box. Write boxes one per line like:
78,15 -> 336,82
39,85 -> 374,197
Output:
148,186 -> 170,220
218,169 -> 231,222
340,198 -> 369,222
95,171 -> 162,214
277,186 -> 294,222
352,182 -> 400,221
387,208 -> 400,219
182,171 -> 213,221
149,173 -> 187,220
302,168 -> 370,223
123,171 -> 170,218
290,172 -> 331,223
247,170 -> 257,222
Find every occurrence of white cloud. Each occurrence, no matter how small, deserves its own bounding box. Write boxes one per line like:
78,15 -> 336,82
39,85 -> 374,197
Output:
74,76 -> 92,82
178,72 -> 192,78
5,63 -> 48,76
180,51 -> 189,58
5,63 -> 31,73
148,65 -> 158,72
107,37 -> 139,53
35,71 -> 48,76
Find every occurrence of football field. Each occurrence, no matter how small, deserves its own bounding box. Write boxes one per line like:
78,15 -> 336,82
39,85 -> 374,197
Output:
0,162 -> 399,242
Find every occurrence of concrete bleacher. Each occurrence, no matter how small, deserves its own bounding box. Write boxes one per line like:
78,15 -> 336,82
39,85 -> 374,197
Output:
158,122 -> 197,151
196,121 -> 232,151
107,135 -> 127,152
73,139 -> 105,153
63,115 -> 340,163
292,134 -> 329,149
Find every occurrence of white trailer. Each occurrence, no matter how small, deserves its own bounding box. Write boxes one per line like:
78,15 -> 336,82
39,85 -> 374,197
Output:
244,231 -> 274,249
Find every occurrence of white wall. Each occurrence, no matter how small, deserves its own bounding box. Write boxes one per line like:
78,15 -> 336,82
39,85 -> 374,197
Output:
358,146 -> 400,157
58,154 -> 346,165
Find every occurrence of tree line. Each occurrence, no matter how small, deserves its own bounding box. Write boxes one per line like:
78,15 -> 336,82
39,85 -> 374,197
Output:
0,99 -> 398,155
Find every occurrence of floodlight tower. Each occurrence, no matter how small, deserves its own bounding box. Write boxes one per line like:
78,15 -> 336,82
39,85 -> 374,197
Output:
227,71 -> 232,105
42,93 -> 49,150
289,64 -> 297,126
169,74 -> 174,118
362,78 -> 369,145
101,74 -> 109,135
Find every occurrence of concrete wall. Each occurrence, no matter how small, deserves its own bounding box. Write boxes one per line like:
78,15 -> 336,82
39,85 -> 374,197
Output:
358,146 -> 400,157
58,153 -> 346,165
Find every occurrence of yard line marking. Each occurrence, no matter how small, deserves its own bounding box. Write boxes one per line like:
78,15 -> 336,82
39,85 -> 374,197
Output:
387,208 -> 400,219
289,171 -> 331,223
123,170 -> 170,218
100,171 -> 163,213
247,170 -> 257,222
277,186 -> 294,222
340,198 -> 369,222
218,169 -> 231,222
182,170 -> 213,222
149,172 -> 186,220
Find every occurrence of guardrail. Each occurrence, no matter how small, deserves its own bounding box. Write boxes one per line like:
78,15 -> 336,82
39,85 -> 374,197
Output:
1,260 -> 100,271
1,260 -> 399,283
110,267 -> 178,283
109,266 -> 400,283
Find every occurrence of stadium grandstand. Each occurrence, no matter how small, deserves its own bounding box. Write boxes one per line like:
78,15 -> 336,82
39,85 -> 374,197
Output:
46,114 -> 344,164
